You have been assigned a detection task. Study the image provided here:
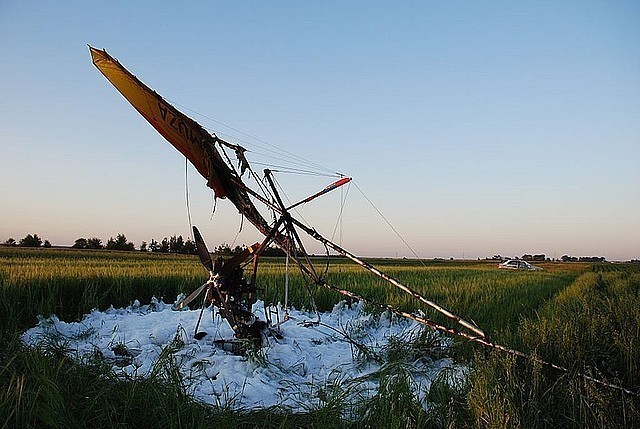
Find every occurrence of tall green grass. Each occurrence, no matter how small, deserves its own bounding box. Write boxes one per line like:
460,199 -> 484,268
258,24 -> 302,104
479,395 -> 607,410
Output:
1,247 -> 638,428
1,248 -> 580,338
467,269 -> 640,428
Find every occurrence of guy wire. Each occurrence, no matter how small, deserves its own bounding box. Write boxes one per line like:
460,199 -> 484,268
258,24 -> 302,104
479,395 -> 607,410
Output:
167,98 -> 335,175
331,182 -> 351,246
185,157 -> 194,234
353,181 -> 428,268
231,214 -> 244,248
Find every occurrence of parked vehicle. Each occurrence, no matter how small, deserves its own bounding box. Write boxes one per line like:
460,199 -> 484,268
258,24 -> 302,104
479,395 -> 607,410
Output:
498,259 -> 542,270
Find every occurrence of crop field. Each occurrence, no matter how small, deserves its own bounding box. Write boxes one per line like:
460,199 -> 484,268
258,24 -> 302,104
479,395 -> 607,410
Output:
1,246 -> 639,428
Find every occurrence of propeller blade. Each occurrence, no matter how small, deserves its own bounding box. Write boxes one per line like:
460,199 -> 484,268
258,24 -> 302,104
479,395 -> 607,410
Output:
172,282 -> 210,311
193,226 -> 214,272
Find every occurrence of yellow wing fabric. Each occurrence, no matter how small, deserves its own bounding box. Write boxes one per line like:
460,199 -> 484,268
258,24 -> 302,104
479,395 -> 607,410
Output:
89,46 -> 229,198
89,46 -> 275,238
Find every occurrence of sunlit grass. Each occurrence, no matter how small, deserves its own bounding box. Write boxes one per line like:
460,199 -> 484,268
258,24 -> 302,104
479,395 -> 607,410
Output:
1,247 -> 638,427
0,247 -> 584,342
468,269 -> 640,427
1,247 -> 585,339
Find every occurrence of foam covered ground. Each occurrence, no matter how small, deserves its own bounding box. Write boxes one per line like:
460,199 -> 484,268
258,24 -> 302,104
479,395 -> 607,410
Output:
22,299 -> 460,411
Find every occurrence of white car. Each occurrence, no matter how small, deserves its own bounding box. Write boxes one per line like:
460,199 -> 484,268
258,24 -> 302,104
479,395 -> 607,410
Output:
498,260 -> 542,271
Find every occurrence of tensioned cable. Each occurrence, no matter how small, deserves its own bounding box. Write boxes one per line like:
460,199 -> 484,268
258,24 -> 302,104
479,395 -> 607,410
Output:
231,214 -> 244,248
251,162 -> 339,178
267,178 -> 321,321
353,181 -> 428,268
214,133 -> 333,175
218,131 -> 335,177
185,157 -> 194,235
340,185 -> 347,246
330,182 -> 351,246
196,114 -> 341,184
271,174 -> 311,227
248,166 -> 275,206
164,99 -> 346,208
212,127 -> 334,175
215,132 -> 323,170
167,98 -> 337,176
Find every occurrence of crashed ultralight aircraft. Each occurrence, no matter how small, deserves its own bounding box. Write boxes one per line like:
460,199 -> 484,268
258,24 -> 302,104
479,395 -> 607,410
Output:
89,46 -> 634,395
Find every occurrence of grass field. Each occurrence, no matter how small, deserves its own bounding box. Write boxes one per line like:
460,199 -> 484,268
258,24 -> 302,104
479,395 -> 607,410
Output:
1,247 -> 638,428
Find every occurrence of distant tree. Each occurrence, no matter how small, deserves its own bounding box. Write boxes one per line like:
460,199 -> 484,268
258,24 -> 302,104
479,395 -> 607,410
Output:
522,254 -> 533,261
579,256 -> 606,263
19,234 -> 42,247
3,238 -> 17,247
148,236 -> 197,254
159,238 -> 170,253
149,239 -> 160,252
232,245 -> 247,254
169,235 -> 185,253
43,240 -> 51,248
214,243 -> 232,256
261,245 -> 285,257
533,254 -> 546,261
106,233 -> 135,251
73,238 -> 88,249
87,237 -> 104,249
139,241 -> 148,252
182,238 -> 196,255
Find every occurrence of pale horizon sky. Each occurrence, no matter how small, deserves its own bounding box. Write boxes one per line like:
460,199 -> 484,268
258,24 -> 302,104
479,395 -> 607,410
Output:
1,1 -> 639,260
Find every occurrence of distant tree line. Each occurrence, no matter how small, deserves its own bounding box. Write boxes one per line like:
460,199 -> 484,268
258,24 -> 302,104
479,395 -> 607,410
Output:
3,232 -> 287,257
489,254 -> 548,261
70,233 -> 286,256
146,235 -> 196,254
560,255 -> 606,263
72,237 -> 105,249
69,233 -> 285,256
489,254 -> 608,262
521,254 -> 547,262
2,234 -> 51,248
207,243 -> 285,257
0,236 -> 615,262
70,233 -> 196,254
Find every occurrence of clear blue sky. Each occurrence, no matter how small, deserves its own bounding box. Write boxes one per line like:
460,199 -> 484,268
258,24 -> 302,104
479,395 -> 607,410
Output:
1,1 -> 638,260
